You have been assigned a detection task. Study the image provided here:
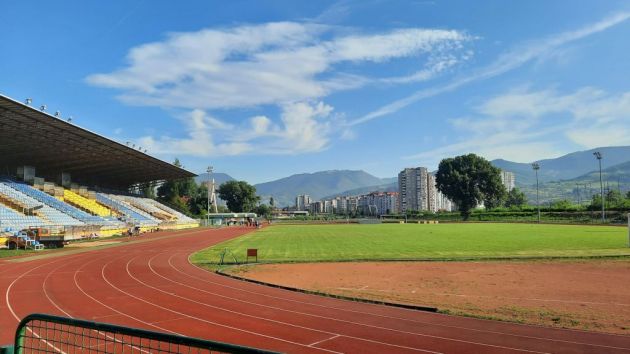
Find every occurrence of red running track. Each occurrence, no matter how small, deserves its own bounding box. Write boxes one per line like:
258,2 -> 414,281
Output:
1,227 -> 630,353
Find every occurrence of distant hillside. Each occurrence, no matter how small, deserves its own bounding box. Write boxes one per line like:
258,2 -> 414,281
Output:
517,160 -> 630,203
254,170 -> 389,207
492,146 -> 630,186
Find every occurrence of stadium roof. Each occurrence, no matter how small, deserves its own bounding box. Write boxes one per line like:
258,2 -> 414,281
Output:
0,94 -> 196,189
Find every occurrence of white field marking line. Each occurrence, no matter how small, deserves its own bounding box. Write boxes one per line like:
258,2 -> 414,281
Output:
160,255 -> 549,354
42,254 -> 152,354
309,334 -> 341,347
111,256 -> 342,354
179,253 -> 630,351
139,253 -> 441,354
433,292 -> 630,307
72,253 -> 180,336
5,257 -> 71,354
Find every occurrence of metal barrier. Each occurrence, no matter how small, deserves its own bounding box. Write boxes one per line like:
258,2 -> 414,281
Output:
9,313 -> 278,354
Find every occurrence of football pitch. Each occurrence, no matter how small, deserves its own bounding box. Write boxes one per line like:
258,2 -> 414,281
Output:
191,223 -> 630,264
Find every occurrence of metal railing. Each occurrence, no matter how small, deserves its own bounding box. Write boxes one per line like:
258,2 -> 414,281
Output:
6,313 -> 278,354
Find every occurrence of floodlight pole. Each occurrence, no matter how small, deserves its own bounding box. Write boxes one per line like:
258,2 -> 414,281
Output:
532,163 -> 540,223
594,152 -> 605,223
207,166 -> 213,226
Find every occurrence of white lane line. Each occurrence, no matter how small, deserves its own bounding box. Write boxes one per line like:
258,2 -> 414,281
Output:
177,253 -> 630,351
101,254 -> 341,354
72,254 -> 181,336
42,254 -> 151,354
5,257 -> 71,354
135,253 -> 440,354
157,254 -> 547,354
309,334 -> 341,347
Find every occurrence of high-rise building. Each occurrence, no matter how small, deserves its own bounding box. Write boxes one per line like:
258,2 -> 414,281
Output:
500,171 -> 516,192
295,194 -> 311,211
398,167 -> 428,212
427,174 -> 437,212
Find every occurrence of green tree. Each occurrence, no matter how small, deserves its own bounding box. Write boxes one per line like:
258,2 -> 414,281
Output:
255,204 -> 272,218
505,188 -> 527,208
188,183 -> 209,216
217,180 -> 260,212
605,190 -> 623,208
551,199 -> 575,210
141,181 -> 157,199
435,154 -> 506,219
269,197 -> 275,208
156,158 -> 197,215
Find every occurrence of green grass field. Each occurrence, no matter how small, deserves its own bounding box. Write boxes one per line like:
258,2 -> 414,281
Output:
191,223 -> 630,264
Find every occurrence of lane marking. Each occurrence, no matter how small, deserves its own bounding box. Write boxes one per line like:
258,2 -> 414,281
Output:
135,253 -> 440,353
176,253 -> 630,351
99,253 -> 341,354
42,254 -> 151,354
154,254 -> 548,353
309,334 -> 341,347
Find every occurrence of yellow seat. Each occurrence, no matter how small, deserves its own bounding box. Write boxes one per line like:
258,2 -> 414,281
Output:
63,189 -> 113,217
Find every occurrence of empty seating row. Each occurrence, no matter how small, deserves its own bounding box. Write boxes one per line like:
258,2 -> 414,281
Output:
145,198 -> 197,224
1,179 -> 104,225
0,203 -> 47,230
0,182 -> 84,227
113,195 -> 174,220
96,194 -> 159,226
62,189 -> 113,217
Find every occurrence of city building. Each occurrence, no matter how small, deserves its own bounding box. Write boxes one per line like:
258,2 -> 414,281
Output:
500,171 -> 516,192
295,194 -> 311,211
358,191 -> 399,216
398,167 -> 428,212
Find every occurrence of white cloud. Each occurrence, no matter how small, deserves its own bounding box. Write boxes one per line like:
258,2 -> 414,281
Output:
405,87 -> 630,165
87,21 -> 472,157
349,11 -> 630,126
137,101 -> 337,157
87,22 -> 471,110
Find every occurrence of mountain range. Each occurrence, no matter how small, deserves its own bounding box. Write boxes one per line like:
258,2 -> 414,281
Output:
197,145 -> 630,207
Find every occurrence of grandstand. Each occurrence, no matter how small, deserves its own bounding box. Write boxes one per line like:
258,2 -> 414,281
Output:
0,94 -> 199,242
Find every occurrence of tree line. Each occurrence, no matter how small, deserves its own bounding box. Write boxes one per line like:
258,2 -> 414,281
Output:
151,159 -> 271,218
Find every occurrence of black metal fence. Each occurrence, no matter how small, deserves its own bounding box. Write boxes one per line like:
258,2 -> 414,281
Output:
6,313 -> 278,354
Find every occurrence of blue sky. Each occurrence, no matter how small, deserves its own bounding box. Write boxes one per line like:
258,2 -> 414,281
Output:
1,0 -> 629,183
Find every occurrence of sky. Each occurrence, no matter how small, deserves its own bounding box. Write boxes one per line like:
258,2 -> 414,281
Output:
1,0 -> 629,183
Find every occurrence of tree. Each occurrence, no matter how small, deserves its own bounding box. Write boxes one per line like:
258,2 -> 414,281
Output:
255,204 -> 272,218
188,183 -> 209,216
435,154 -> 506,219
505,188 -> 527,208
156,158 -> 197,215
269,197 -> 275,208
217,180 -> 260,212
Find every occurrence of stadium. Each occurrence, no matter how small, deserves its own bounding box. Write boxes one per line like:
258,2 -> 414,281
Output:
0,92 -> 629,353
0,94 -> 199,249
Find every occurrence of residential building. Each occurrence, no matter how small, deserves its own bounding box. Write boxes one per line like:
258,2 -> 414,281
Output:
500,171 -> 516,192
295,194 -> 311,211
398,167 -> 428,212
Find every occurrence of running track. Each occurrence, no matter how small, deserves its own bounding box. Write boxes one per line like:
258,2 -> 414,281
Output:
1,227 -> 629,353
